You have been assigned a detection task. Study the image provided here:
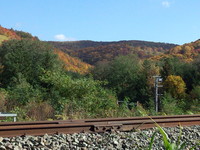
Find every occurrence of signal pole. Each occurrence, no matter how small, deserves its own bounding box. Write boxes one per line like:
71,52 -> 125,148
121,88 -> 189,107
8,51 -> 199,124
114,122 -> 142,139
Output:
153,76 -> 163,113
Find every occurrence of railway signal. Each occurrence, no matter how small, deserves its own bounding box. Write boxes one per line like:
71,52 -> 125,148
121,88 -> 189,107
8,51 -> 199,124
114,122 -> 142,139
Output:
153,76 -> 163,113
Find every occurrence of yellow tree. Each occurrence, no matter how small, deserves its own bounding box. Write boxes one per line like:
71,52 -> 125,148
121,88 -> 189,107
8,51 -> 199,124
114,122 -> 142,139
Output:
170,45 -> 182,54
182,45 -> 193,58
164,75 -> 186,98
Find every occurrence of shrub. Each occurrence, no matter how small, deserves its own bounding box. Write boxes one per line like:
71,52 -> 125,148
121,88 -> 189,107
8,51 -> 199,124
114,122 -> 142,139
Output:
0,89 -> 7,112
0,39 -> 62,87
26,101 -> 55,121
10,107 -> 31,121
40,70 -> 118,118
161,93 -> 185,115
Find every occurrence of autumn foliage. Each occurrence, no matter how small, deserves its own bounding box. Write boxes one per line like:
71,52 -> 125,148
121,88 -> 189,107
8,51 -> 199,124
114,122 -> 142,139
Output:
168,39 -> 200,62
49,40 -> 176,65
164,75 -> 186,98
54,49 -> 92,74
0,26 -> 21,41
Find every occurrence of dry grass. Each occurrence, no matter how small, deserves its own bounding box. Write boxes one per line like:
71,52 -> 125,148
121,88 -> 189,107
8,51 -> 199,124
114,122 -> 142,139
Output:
0,35 -> 9,44
26,101 -> 55,121
0,90 -> 7,112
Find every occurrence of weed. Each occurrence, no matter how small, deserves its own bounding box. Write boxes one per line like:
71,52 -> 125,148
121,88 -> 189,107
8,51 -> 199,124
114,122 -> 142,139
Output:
147,118 -> 199,150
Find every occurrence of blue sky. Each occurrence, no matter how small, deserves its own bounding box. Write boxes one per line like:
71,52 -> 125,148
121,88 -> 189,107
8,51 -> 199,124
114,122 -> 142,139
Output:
0,0 -> 200,44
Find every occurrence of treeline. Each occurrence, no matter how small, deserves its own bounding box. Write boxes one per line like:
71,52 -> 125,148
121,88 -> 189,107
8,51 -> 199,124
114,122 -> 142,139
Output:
49,40 -> 176,51
13,30 -> 39,40
48,40 -> 177,65
67,44 -> 173,65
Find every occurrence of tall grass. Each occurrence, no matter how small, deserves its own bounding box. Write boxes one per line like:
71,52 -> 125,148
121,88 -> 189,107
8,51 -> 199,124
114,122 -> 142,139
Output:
147,119 -> 200,150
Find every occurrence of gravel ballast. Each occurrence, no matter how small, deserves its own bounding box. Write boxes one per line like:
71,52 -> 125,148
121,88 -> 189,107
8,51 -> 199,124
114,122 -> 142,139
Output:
0,125 -> 199,150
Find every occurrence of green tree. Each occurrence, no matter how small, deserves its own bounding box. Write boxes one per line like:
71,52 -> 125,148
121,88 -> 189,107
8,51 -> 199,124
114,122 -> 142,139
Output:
161,93 -> 184,115
142,60 -> 160,89
0,39 -> 62,87
14,30 -> 39,40
191,57 -> 200,86
189,85 -> 200,113
190,85 -> 200,100
7,73 -> 43,109
160,57 -> 184,79
40,70 -> 118,118
180,62 -> 199,92
92,55 -> 149,104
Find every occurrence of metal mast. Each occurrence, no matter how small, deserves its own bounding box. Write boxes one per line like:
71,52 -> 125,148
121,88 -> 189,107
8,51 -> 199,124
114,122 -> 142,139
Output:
153,76 -> 163,113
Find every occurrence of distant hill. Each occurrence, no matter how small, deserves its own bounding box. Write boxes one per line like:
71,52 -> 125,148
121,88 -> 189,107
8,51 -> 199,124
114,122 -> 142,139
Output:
48,40 -> 177,65
0,26 -> 92,74
168,39 -> 200,62
150,39 -> 200,62
48,40 -> 176,50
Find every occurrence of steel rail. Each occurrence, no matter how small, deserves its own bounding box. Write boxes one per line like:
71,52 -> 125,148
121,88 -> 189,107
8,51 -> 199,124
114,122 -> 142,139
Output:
0,115 -> 199,137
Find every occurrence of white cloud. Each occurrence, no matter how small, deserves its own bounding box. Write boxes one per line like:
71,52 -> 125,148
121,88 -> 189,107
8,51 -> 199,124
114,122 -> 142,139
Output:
162,1 -> 170,8
15,22 -> 22,28
54,34 -> 76,41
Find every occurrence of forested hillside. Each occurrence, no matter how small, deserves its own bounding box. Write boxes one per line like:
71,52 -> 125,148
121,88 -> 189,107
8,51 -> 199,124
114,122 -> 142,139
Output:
48,40 -> 177,65
49,40 -> 176,50
150,39 -> 200,62
54,49 -> 92,74
0,26 -> 21,43
168,39 -> 200,61
0,26 -> 92,74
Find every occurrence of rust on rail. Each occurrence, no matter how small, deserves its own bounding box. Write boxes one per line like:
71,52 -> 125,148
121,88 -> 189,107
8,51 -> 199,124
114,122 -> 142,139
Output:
0,115 -> 199,137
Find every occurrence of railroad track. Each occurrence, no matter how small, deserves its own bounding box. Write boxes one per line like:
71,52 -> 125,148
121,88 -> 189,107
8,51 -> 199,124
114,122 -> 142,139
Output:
0,114 -> 200,137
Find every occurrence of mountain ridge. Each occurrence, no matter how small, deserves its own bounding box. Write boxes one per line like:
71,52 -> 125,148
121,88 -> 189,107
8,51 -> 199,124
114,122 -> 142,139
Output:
48,40 -> 177,65
48,40 -> 177,50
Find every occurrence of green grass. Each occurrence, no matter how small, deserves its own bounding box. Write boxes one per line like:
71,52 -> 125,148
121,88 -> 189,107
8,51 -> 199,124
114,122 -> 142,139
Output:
0,35 -> 9,44
147,118 -> 200,150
